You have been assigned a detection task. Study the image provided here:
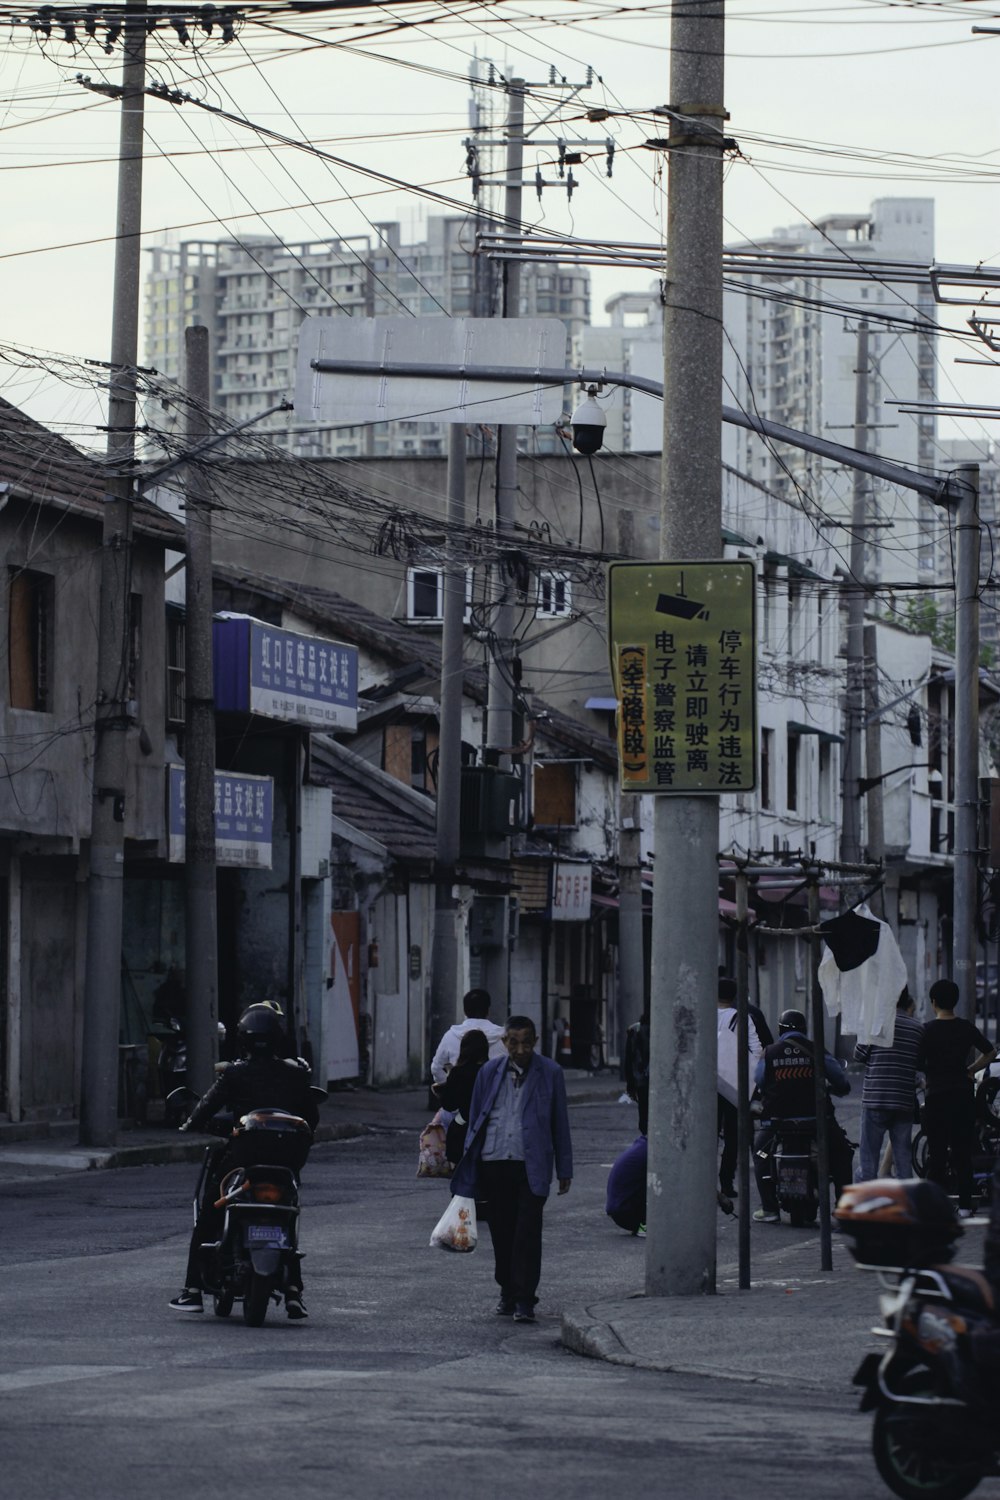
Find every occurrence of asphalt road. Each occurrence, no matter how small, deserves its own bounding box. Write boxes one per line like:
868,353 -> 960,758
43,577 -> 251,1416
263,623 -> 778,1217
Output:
0,1098 -> 882,1500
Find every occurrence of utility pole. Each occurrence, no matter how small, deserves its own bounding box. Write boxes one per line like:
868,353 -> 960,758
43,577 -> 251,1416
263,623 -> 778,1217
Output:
80,0 -> 147,1147
646,0 -> 727,1295
430,424 -> 469,1056
841,321 -> 870,872
616,507 -> 645,1041
863,621 -> 886,918
483,79 -> 526,1010
183,325 -> 219,1094
954,463 -> 982,1017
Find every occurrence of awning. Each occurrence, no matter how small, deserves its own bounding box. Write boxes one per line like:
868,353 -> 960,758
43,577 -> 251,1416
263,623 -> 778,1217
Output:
753,882 -> 840,910
764,550 -> 826,582
592,892 -> 755,922
788,720 -> 845,745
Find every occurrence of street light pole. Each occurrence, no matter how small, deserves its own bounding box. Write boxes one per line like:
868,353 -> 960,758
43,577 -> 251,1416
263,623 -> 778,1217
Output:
645,0 -> 727,1296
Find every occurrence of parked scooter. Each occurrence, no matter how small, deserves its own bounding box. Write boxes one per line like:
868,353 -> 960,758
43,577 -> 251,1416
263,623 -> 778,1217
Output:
156,1022 -> 229,1127
839,1177 -> 1000,1500
911,1070 -> 1000,1207
170,1088 -> 322,1326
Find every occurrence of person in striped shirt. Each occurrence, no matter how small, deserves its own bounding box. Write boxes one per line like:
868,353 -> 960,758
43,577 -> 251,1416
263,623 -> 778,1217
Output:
854,987 -> 922,1181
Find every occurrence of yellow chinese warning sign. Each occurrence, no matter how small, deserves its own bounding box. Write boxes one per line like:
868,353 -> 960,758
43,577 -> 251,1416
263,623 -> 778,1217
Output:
608,560 -> 757,794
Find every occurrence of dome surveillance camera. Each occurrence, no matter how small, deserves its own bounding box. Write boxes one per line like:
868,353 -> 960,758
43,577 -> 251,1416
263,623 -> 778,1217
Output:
569,390 -> 606,455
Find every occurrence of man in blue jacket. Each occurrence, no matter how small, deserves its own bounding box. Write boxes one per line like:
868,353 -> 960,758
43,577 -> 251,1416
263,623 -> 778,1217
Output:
450,1015 -> 573,1323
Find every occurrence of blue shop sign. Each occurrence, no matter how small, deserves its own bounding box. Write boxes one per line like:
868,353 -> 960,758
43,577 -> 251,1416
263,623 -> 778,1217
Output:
213,615 -> 358,732
167,764 -> 273,869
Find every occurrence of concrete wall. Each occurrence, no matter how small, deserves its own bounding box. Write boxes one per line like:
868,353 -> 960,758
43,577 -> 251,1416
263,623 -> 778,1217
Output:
0,498 -> 169,846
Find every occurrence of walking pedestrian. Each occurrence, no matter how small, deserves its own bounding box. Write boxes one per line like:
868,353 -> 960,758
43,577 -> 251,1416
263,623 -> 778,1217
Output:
431,1028 -> 489,1166
430,988 -> 506,1084
854,986 -> 922,1181
716,976 -> 765,1198
623,1008 -> 650,1134
449,1015 -> 573,1323
916,978 -> 996,1216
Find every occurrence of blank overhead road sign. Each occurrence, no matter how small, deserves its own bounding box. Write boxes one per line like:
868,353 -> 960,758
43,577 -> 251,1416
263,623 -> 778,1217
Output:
608,560 -> 757,796
296,316 -> 568,428
295,342 -> 970,506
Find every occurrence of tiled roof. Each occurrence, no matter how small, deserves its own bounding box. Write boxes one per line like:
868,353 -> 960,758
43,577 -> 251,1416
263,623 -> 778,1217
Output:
0,396 -> 183,545
212,563 -> 617,770
309,735 -> 437,866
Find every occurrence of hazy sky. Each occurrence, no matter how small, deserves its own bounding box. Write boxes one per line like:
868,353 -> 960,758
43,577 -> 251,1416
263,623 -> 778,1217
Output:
2,0 -> 1000,444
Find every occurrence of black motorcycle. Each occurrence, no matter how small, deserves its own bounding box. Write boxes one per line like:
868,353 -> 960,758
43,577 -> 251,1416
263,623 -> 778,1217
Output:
911,1073 -> 1000,1207
176,1095 -> 318,1327
839,1177 -> 1000,1500
771,1120 -> 819,1227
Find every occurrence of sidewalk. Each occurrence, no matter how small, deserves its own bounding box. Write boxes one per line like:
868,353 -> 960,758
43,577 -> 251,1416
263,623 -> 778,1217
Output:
0,1069 -> 621,1174
560,1217 -> 991,1388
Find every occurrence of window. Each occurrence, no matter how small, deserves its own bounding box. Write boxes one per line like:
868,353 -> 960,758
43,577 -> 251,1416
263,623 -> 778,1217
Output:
761,563 -> 777,650
126,593 -> 142,712
760,727 -> 773,810
166,610 -> 186,725
787,580 -> 802,654
405,566 -> 472,624
819,741 -> 834,822
533,762 -> 577,828
786,730 -> 801,812
537,572 -> 571,618
8,568 -> 53,711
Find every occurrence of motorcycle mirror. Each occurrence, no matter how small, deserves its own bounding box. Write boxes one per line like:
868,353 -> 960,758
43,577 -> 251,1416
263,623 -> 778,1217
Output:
166,1085 -> 199,1106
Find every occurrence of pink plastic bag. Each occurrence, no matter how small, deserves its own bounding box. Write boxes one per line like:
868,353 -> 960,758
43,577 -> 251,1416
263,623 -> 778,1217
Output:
416,1110 -> 453,1178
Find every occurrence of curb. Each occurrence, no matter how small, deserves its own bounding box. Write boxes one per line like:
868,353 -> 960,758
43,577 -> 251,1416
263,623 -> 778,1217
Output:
0,1121 -> 369,1175
96,1119 -> 368,1169
559,1306 -> 838,1389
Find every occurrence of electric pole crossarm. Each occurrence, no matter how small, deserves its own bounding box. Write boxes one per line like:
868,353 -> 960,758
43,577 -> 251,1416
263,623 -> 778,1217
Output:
307,357 -> 968,505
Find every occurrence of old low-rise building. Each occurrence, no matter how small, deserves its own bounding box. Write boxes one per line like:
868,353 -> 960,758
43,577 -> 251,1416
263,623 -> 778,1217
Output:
0,399 -> 181,1121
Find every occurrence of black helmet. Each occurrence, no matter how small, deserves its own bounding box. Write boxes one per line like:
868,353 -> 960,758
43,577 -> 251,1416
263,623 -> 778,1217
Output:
237,1004 -> 285,1058
778,1009 -> 807,1036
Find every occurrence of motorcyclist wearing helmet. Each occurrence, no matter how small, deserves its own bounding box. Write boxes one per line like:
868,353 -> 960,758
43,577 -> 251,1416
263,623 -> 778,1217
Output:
169,1004 -> 320,1317
751,1008 -> 853,1224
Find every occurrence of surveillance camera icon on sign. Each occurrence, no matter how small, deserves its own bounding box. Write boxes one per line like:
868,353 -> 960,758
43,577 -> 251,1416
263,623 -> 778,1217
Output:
656,593 -> 709,622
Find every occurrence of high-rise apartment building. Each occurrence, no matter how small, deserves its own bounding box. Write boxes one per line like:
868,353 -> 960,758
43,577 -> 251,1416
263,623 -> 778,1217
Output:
577,201 -> 943,588
144,216 -> 590,458
722,197 -> 942,588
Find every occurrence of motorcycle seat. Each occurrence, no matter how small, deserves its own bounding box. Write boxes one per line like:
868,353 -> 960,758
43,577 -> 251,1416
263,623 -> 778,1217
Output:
930,1263 -> 996,1315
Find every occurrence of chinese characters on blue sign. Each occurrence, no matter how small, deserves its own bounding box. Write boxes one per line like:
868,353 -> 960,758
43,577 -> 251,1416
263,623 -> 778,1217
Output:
608,561 -> 757,794
167,765 -> 273,868
213,616 -> 358,732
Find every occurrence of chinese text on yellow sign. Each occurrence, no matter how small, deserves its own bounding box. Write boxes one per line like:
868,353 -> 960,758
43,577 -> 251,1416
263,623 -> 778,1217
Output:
608,561 -> 757,794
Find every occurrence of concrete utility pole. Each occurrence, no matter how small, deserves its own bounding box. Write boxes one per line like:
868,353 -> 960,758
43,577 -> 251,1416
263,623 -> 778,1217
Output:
841,321 -> 870,871
483,79 -> 526,1009
616,510 -> 646,1041
80,1 -> 147,1146
183,325 -> 219,1095
645,0 -> 727,1296
429,425 -> 469,1055
954,463 -> 982,1017
863,621 -> 886,919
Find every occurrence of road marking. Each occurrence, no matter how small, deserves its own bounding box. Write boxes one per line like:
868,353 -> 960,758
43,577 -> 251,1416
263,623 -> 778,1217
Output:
247,1370 -> 378,1386
0,1365 -> 135,1393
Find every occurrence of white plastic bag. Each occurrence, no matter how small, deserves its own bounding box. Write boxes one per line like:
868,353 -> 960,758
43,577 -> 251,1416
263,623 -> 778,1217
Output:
429,1194 -> 478,1253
